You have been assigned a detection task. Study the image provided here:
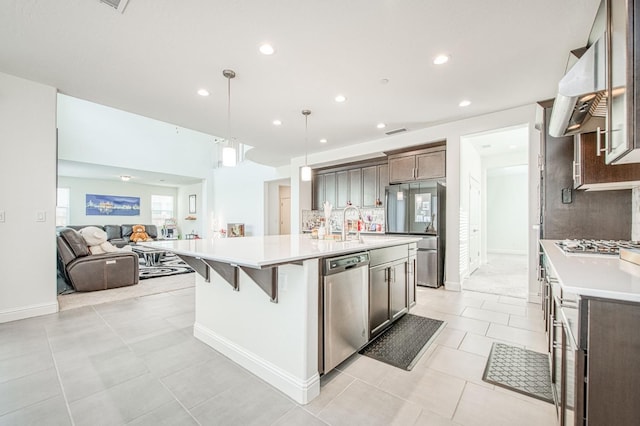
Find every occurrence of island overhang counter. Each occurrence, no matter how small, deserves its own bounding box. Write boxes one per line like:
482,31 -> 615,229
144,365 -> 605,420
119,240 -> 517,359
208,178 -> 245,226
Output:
141,234 -> 422,404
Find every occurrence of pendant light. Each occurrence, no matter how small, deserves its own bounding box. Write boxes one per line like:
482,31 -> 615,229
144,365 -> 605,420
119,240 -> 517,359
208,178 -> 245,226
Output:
222,69 -> 237,167
300,109 -> 312,181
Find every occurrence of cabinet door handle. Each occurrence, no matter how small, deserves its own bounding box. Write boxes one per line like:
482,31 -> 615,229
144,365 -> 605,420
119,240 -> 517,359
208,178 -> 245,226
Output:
560,300 -> 578,309
572,160 -> 580,181
596,126 -> 607,156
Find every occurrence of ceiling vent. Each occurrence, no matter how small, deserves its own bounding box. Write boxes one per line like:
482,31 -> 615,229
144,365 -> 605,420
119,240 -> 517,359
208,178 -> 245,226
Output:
99,0 -> 130,13
385,128 -> 407,136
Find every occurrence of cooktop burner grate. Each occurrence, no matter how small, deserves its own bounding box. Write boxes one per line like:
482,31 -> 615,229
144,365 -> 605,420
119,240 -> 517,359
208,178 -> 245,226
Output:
555,239 -> 640,255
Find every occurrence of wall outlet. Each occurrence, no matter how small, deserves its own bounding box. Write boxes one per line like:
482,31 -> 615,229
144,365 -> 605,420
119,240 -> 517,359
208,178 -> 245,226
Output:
0,210 -> 4,222
36,211 -> 46,222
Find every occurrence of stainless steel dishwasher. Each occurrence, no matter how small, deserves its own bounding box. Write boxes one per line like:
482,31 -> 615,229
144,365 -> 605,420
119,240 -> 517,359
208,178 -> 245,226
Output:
321,252 -> 370,374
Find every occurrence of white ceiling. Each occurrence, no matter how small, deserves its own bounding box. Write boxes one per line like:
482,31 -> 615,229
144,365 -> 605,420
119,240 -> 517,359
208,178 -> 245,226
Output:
0,0 -> 601,167
466,125 -> 529,158
58,160 -> 203,187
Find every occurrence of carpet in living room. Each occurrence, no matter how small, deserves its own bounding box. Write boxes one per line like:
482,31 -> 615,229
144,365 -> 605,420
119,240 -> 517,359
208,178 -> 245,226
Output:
139,252 -> 194,280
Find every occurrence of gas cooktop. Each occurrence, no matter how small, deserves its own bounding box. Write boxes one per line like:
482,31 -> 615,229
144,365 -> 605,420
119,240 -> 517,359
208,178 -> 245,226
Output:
555,239 -> 640,256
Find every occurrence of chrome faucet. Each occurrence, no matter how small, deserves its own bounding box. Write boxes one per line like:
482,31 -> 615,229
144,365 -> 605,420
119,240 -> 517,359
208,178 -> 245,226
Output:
341,205 -> 363,242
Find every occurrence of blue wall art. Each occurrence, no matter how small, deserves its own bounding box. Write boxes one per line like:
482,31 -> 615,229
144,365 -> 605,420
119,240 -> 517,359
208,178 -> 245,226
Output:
86,194 -> 140,216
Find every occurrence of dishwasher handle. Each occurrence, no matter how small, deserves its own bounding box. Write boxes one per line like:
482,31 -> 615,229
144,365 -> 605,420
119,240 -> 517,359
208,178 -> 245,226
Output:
324,252 -> 370,275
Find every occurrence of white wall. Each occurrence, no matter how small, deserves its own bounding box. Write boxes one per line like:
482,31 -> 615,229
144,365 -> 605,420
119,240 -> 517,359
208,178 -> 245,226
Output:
58,176 -> 177,226
57,94 -> 215,179
0,72 -> 58,322
486,166 -> 528,254
290,104 -> 538,292
207,161 -> 288,237
177,182 -> 204,237
480,150 -> 529,263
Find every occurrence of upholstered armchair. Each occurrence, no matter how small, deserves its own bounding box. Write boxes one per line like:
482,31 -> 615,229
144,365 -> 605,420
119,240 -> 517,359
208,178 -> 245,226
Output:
56,227 -> 139,292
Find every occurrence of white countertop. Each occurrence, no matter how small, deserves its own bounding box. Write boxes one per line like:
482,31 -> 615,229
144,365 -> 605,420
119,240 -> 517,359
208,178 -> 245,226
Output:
540,240 -> 640,303
141,234 -> 422,269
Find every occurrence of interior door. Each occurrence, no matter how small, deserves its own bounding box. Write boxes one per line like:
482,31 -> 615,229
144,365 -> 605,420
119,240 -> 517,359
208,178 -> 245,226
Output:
469,177 -> 481,273
279,186 -> 291,235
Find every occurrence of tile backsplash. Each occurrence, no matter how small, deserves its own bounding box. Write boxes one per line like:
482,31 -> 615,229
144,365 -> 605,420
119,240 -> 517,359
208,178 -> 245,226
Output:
302,208 -> 385,233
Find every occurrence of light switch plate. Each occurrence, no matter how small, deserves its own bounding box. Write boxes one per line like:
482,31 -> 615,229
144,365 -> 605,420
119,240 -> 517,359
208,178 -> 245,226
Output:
36,211 -> 46,222
0,210 -> 4,222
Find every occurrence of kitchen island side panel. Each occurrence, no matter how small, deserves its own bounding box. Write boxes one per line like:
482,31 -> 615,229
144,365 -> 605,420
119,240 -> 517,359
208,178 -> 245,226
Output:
193,259 -> 320,404
542,108 -> 631,240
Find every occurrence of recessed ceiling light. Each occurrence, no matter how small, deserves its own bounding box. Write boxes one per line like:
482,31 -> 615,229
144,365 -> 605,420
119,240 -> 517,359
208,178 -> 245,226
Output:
433,54 -> 450,65
459,100 -> 471,107
197,89 -> 210,97
320,138 -> 327,143
335,94 -> 347,103
272,119 -> 282,126
259,43 -> 275,55
120,175 -> 131,181
377,123 -> 386,129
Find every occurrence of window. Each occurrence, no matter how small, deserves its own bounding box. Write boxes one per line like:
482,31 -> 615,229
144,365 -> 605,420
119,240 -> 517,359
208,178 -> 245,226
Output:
151,195 -> 174,228
56,187 -> 70,226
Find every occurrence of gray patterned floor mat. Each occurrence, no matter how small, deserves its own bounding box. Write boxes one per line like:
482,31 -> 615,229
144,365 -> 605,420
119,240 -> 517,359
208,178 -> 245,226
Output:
359,314 -> 445,370
483,342 -> 554,404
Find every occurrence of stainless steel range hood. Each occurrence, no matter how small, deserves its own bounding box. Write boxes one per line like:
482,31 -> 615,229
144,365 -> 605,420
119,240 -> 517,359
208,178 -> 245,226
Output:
548,34 -> 607,137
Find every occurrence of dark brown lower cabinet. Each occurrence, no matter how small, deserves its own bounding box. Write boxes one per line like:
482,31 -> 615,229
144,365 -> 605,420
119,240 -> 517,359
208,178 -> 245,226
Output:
582,298 -> 640,425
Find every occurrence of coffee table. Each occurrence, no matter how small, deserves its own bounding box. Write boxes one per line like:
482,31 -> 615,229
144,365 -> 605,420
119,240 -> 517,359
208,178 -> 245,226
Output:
131,245 -> 166,266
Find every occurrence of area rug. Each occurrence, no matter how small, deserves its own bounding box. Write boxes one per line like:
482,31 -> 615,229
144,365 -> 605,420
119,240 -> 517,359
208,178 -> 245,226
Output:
482,342 -> 554,404
139,252 -> 194,280
359,314 -> 445,370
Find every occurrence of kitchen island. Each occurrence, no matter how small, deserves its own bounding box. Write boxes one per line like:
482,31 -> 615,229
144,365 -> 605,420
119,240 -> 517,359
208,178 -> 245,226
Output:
142,234 -> 422,404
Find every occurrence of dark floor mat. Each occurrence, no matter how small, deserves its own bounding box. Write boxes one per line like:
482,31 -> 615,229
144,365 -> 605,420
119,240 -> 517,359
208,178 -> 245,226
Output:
483,342 -> 554,404
359,314 -> 445,370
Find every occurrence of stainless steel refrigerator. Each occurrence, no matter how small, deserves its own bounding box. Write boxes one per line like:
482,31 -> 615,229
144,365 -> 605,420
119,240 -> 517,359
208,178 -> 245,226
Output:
385,180 -> 446,287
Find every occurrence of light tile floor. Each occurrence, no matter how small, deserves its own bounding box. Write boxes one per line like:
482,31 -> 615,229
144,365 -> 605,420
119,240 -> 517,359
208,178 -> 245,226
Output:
462,254 -> 528,299
0,286 -> 557,425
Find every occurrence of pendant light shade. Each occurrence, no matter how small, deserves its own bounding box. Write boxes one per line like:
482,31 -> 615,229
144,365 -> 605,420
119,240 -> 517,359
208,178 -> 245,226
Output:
301,165 -> 312,181
222,146 -> 236,167
301,109 -> 312,181
222,69 -> 237,167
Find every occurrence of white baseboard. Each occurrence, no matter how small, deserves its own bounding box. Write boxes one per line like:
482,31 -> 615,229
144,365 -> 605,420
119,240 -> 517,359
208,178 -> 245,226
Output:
444,281 -> 461,291
528,292 -> 542,304
487,249 -> 527,256
194,322 -> 320,404
0,301 -> 58,323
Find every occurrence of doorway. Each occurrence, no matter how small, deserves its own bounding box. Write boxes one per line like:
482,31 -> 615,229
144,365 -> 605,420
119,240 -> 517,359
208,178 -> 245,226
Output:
461,125 -> 529,299
279,185 -> 291,235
